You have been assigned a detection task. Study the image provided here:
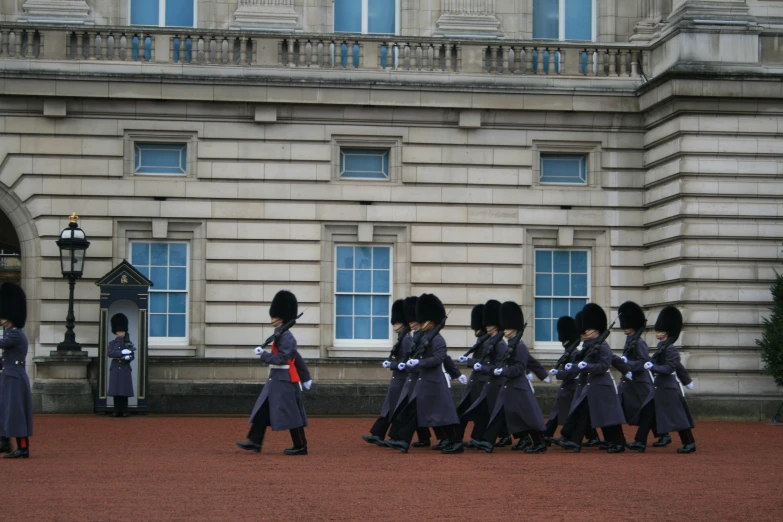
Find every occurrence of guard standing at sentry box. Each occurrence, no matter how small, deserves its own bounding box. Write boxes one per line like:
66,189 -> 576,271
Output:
237,290 -> 309,456
0,282 -> 33,459
107,313 -> 135,418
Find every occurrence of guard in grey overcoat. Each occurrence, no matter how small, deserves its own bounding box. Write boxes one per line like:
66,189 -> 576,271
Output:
557,303 -> 627,453
545,316 -> 582,440
468,302 -> 548,454
628,306 -> 697,453
0,282 -> 33,459
616,301 -> 653,426
107,313 -> 135,417
385,294 -> 460,453
650,361 -> 694,448
454,304 -> 489,447
237,290 -> 308,456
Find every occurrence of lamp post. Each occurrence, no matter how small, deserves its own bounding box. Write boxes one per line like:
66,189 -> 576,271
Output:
56,213 -> 90,352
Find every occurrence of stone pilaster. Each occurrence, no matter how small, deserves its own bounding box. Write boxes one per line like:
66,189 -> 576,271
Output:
666,0 -> 752,26
630,0 -> 672,41
232,0 -> 300,31
20,0 -> 91,24
434,0 -> 503,38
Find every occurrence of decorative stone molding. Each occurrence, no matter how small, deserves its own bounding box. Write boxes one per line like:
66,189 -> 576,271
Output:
232,0 -> 300,31
20,0 -> 91,24
631,0 -> 673,41
435,0 -> 503,38
666,0 -> 752,29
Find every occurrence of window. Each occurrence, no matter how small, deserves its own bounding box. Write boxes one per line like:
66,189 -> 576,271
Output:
130,242 -> 189,343
534,249 -> 589,343
134,143 -> 187,176
334,0 -> 398,34
339,148 -> 390,180
334,245 -> 392,345
130,0 -> 196,27
533,0 -> 594,41
540,154 -> 587,184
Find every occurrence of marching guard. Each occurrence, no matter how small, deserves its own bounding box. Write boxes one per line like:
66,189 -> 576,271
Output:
616,301 -> 653,427
237,290 -> 309,456
453,304 -> 489,448
0,282 -> 33,458
545,316 -> 582,442
107,313 -> 135,418
627,306 -> 697,453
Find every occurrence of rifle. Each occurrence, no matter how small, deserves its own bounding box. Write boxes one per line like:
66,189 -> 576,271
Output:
386,324 -> 411,362
259,312 -> 304,349
553,337 -> 581,371
462,332 -> 490,358
497,324 -> 527,369
575,315 -> 619,363
476,331 -> 505,366
621,316 -> 648,360
408,312 -> 450,361
648,338 -> 675,368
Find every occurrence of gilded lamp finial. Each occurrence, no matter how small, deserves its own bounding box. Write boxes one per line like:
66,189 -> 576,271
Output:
69,212 -> 79,224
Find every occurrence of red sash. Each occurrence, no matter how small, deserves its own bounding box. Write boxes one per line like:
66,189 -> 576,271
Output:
272,341 -> 300,383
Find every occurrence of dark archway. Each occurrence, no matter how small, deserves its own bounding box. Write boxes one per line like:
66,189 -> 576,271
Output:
0,208 -> 21,285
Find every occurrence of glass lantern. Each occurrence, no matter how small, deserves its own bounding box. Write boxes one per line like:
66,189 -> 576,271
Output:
56,213 -> 91,278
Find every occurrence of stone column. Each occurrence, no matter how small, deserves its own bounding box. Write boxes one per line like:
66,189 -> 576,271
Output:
20,0 -> 91,24
434,0 -> 503,38
232,0 -> 300,30
630,0 -> 673,41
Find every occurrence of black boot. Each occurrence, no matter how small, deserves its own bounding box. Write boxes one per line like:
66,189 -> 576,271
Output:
543,436 -> 553,447
441,441 -> 464,454
627,442 -> 646,452
411,440 -> 431,448
494,435 -> 512,448
432,439 -> 450,451
236,441 -> 261,453
559,440 -> 581,453
284,446 -> 308,456
606,444 -> 626,453
582,438 -> 602,447
525,444 -> 547,454
0,437 -> 11,454
511,438 -> 532,451
464,440 -> 477,449
652,435 -> 672,447
472,440 -> 494,453
4,449 -> 29,459
385,440 -> 409,453
362,435 -> 382,445
677,443 -> 696,454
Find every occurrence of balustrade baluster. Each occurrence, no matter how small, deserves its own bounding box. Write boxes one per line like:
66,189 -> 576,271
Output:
501,46 -> 509,74
287,38 -> 295,67
524,46 -> 533,74
0,30 -> 6,57
100,32 -> 108,60
588,49 -> 597,76
445,43 -> 452,72
75,31 -> 83,59
86,31 -> 95,59
315,40 -> 323,67
631,50 -> 639,77
107,34 -> 115,60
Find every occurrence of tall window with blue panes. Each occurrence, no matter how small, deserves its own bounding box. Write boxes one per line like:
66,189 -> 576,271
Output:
129,1 -> 196,61
534,249 -> 590,344
334,0 -> 398,68
533,0 -> 595,74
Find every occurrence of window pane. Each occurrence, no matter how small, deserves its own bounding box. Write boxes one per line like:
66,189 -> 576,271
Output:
169,314 -> 186,337
570,299 -> 587,316
336,270 -> 353,292
336,246 -> 354,269
553,274 -> 570,296
373,247 -> 390,269
169,267 -> 187,290
552,298 -> 570,318
540,154 -> 587,184
535,250 -> 552,273
571,251 -> 588,273
372,296 -> 389,316
166,0 -> 195,27
170,243 -> 187,266
368,0 -> 396,34
535,298 -> 551,318
572,274 -> 588,296
340,148 -> 390,179
150,314 -> 167,337
354,317 -> 371,339
336,317 -> 352,339
373,271 -> 389,293
334,0 -> 362,32
535,274 -> 552,296
134,143 -> 187,175
151,267 -> 168,290
169,293 -> 187,314
356,247 -> 372,269
131,0 -> 160,25
137,266 -> 150,279
535,318 -> 552,342
151,243 -> 169,266
336,295 -> 353,316
150,293 -> 167,313
372,317 -> 389,339
565,0 -> 592,40
533,0 -> 559,39
354,295 -> 371,316
355,270 -> 372,292
553,251 -> 570,273
131,242 -> 150,266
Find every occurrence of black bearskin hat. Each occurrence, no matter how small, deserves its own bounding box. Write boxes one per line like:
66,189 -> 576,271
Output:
391,299 -> 405,325
111,313 -> 129,334
416,293 -> 446,325
0,282 -> 27,328
269,290 -> 298,323
618,301 -> 645,331
581,303 -> 607,333
654,306 -> 683,342
557,316 -> 579,345
470,304 -> 485,331
500,301 -> 524,331
403,296 -> 419,324
483,299 -> 501,328
574,312 -> 584,335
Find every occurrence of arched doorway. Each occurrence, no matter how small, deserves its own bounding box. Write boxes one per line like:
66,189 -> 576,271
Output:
0,209 -> 22,286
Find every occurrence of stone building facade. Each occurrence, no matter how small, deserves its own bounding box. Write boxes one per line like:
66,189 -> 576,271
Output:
0,0 -> 781,417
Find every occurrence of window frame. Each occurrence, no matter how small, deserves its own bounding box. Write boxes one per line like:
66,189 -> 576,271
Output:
128,0 -> 199,28
128,240 -> 190,347
539,153 -> 588,186
531,140 -> 602,189
330,135 -> 402,184
533,0 -> 597,42
533,248 -> 591,350
123,130 -> 198,179
134,142 -> 188,177
333,243 -> 394,349
339,147 -> 391,181
333,0 -> 401,36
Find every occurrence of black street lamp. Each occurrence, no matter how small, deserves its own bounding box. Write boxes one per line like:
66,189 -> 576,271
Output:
56,213 -> 90,352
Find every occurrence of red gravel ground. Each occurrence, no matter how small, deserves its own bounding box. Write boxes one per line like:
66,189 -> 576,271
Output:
4,416 -> 781,521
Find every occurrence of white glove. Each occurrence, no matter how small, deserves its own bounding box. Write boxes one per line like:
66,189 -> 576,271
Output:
303,380 -> 312,390
458,375 -> 468,385
549,369 -> 558,376
577,361 -> 588,370
621,356 -> 628,363
527,373 -> 534,381
397,362 -> 406,371
625,372 -> 633,380
382,361 -> 392,369
494,368 -> 503,376
254,346 -> 264,356
406,359 -> 419,368
124,355 -> 131,361
644,362 -> 653,370
686,382 -> 694,390
564,363 -> 573,371
458,355 -> 469,363
544,377 -> 551,383
473,363 -> 482,371
121,349 -> 132,355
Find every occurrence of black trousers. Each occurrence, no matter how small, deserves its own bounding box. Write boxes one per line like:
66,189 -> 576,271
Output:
548,414 -> 601,440
562,400 -> 624,445
457,398 -> 490,441
248,400 -> 307,448
482,407 -> 544,445
113,396 -> 128,415
634,400 -> 695,445
389,399 -> 459,445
